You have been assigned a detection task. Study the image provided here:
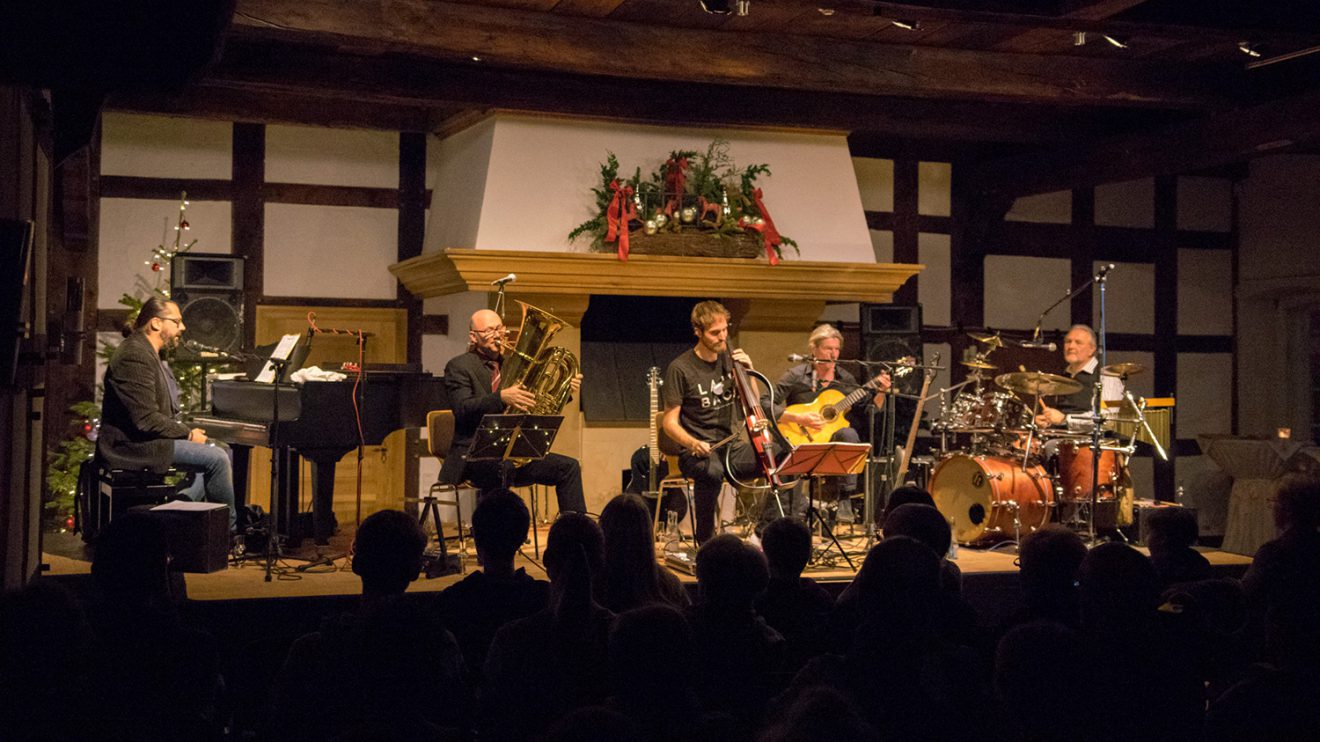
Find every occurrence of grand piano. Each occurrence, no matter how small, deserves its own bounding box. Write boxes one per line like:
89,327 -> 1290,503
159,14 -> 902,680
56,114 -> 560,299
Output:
193,366 -> 448,545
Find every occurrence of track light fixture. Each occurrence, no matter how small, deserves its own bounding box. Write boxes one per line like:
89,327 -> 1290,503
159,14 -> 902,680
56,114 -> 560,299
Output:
890,19 -> 921,31
1101,33 -> 1128,49
1237,40 -> 1262,58
699,0 -> 749,16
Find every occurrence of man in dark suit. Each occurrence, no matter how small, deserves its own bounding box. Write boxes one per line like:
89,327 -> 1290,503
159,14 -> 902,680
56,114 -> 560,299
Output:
99,297 -> 236,530
439,308 -> 586,514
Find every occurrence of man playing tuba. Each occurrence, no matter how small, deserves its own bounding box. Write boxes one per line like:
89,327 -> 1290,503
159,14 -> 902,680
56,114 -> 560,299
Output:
438,309 -> 586,514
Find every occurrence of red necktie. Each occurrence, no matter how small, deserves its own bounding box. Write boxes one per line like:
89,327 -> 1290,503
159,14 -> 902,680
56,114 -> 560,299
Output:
489,361 -> 501,393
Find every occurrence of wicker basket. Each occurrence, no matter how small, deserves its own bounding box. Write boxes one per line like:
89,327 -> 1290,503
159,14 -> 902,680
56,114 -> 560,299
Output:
605,229 -> 763,259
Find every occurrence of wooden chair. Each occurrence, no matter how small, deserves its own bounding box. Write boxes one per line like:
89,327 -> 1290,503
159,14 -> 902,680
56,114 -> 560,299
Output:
414,410 -> 469,559
651,410 -> 696,540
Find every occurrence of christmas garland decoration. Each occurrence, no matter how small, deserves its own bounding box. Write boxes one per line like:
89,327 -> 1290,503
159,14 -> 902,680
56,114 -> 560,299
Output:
568,140 -> 798,264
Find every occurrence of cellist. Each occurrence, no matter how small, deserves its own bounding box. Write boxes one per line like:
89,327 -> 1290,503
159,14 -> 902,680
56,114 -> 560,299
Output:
662,301 -> 782,544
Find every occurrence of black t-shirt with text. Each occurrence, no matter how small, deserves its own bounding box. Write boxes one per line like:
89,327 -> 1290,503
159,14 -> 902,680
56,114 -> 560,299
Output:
663,349 -> 735,443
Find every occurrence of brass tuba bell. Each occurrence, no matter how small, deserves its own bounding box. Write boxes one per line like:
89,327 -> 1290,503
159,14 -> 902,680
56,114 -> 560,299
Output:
501,301 -> 580,415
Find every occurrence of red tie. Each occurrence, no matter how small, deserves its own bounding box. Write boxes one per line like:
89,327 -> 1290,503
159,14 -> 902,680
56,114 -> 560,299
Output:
489,361 -> 501,393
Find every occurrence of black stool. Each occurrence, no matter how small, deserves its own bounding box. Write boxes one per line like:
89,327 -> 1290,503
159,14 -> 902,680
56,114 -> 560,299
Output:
77,459 -> 182,540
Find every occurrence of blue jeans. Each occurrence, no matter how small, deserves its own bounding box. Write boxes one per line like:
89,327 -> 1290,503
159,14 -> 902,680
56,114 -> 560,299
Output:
174,440 -> 237,531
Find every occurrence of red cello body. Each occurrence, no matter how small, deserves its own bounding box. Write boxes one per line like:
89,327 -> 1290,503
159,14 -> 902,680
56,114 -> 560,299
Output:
725,348 -> 785,489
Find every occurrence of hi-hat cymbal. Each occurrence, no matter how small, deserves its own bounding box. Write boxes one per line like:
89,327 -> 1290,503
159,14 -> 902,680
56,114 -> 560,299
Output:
996,371 -> 1082,397
1101,362 -> 1146,378
961,359 -> 997,370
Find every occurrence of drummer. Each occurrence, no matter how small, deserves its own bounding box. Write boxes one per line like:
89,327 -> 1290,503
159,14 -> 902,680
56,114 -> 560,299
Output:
1034,324 -> 1124,431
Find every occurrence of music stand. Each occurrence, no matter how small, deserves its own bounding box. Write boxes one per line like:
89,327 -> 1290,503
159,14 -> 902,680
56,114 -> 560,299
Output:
467,413 -> 563,559
774,441 -> 871,570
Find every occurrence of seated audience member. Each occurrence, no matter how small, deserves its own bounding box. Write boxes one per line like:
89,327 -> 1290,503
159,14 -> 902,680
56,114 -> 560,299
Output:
86,511 -> 225,742
599,494 -> 689,613
758,686 -> 878,742
438,490 -> 549,678
0,581 -> 95,742
688,534 -> 785,725
785,537 -> 991,741
881,484 -> 935,521
545,706 -> 643,742
606,604 -> 716,742
1014,524 -> 1087,627
1241,473 -> 1320,642
482,513 -> 614,742
881,503 -> 962,594
994,620 -> 1085,742
271,509 -> 464,741
755,517 -> 833,669
1074,542 -> 1202,741
1145,506 -> 1212,588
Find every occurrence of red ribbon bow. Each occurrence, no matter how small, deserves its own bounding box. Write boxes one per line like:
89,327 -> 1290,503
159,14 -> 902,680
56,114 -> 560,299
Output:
740,188 -> 783,265
605,179 -> 638,261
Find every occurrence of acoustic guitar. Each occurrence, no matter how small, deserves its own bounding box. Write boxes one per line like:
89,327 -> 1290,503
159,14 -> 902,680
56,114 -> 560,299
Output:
777,358 -> 914,447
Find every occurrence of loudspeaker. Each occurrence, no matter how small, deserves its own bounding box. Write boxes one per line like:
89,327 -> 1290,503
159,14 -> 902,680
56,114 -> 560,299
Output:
862,304 -> 924,444
171,253 -> 244,352
151,501 -> 230,573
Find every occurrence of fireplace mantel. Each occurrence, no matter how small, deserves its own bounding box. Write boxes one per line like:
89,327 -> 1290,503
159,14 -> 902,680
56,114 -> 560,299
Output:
390,249 -> 923,305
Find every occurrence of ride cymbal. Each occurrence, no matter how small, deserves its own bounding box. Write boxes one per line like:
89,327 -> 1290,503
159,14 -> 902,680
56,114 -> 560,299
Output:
961,359 -> 997,370
1101,362 -> 1146,378
996,371 -> 1082,397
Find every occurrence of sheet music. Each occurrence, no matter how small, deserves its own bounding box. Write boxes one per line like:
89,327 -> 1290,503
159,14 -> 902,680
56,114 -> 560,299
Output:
255,333 -> 300,384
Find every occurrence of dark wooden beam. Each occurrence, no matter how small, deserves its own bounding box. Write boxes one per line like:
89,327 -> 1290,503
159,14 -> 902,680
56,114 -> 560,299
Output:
230,0 -> 1238,108
107,87 -> 456,133
967,87 -> 1320,198
101,176 -> 232,201
198,39 -> 1185,143
101,176 -> 431,209
1058,0 -> 1152,21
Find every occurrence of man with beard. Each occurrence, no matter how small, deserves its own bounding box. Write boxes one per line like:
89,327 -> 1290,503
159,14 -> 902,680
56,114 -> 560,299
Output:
99,297 -> 236,530
439,309 -> 586,514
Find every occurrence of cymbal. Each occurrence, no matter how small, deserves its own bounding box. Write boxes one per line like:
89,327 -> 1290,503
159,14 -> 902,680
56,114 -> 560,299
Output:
961,359 -> 997,370
1101,362 -> 1146,378
996,371 -> 1082,397
967,332 -> 1003,348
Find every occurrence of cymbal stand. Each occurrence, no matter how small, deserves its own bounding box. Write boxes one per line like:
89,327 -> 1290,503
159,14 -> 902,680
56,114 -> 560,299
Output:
1085,266 -> 1111,545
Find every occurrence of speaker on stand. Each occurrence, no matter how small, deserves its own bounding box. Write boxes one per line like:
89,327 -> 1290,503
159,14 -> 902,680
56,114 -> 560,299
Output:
170,253 -> 245,353
861,304 -> 925,517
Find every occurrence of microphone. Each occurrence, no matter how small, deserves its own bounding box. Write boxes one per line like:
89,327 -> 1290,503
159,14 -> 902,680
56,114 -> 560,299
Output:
186,340 -> 226,354
787,354 -> 831,364
490,273 -> 517,286
1019,340 -> 1057,352
1095,263 -> 1116,279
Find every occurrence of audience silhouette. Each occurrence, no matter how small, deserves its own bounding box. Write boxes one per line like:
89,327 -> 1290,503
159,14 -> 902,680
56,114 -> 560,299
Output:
599,493 -> 689,613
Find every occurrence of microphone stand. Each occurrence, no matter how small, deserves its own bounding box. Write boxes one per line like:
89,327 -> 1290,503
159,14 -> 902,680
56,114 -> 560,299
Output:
1086,269 -> 1110,545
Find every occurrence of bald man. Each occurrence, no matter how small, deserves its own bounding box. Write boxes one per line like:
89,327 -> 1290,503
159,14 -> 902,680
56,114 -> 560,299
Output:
438,309 -> 586,514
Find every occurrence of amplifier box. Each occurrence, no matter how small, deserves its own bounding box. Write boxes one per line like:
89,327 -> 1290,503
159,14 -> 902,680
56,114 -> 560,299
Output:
151,501 -> 229,573
1128,500 -> 1198,547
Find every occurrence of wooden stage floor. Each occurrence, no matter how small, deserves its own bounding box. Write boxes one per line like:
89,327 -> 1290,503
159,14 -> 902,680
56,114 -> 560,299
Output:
41,524 -> 1253,604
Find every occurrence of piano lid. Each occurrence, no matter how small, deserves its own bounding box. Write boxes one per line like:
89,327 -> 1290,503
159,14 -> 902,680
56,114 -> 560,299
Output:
211,380 -> 303,423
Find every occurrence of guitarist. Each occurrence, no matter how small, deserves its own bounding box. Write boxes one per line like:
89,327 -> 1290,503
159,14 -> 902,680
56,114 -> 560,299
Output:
770,324 -> 890,507
662,301 -> 776,545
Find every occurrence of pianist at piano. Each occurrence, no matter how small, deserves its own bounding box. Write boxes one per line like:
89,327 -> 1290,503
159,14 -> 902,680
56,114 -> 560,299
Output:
99,298 -> 237,531
440,309 -> 587,514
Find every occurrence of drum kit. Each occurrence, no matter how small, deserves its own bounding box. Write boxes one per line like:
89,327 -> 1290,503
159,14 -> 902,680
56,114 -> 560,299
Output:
924,332 -> 1152,547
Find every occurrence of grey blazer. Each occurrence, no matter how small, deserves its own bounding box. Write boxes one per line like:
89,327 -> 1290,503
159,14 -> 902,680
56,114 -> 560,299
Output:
98,332 -> 190,473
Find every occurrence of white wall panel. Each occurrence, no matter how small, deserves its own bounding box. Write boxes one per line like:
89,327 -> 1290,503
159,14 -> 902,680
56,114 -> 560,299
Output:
1095,178 -> 1154,229
1102,351 -> 1157,398
918,232 -> 951,326
101,113 -> 232,179
265,125 -> 399,188
1176,353 -> 1233,438
1177,248 -> 1232,335
98,199 -> 233,308
1177,177 -> 1232,233
983,255 -> 1071,330
1091,260 -> 1154,334
852,157 -> 894,213
1004,191 -> 1071,224
918,162 -> 951,217
263,204 -> 398,300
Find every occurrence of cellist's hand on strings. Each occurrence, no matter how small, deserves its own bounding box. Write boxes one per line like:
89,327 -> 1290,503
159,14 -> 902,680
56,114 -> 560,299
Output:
731,348 -> 753,370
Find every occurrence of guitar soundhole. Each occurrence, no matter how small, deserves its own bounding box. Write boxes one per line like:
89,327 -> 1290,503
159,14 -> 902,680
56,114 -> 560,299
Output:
821,409 -> 837,422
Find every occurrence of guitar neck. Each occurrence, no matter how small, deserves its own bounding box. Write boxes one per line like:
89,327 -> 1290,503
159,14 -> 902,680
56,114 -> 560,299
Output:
831,373 -> 884,414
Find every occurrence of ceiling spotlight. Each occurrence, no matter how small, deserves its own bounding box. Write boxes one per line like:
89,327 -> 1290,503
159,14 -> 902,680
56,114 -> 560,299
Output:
1101,34 -> 1128,49
817,7 -> 836,16
1073,31 -> 1087,46
700,0 -> 749,15
890,19 -> 921,31
1237,40 -> 1262,58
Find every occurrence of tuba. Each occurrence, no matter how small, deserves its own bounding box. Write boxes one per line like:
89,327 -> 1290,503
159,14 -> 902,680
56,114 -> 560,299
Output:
501,301 -> 580,415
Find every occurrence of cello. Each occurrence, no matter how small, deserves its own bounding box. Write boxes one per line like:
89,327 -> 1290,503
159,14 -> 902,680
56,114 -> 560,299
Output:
723,347 -> 788,492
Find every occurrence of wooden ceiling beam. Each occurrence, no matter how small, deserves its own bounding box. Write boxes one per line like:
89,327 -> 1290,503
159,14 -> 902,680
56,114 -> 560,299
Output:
229,0 -> 1239,109
193,40 -> 1178,142
966,87 -> 1320,198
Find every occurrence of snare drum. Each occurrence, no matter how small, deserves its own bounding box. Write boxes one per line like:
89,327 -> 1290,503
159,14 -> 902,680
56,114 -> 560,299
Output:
929,454 -> 1055,545
1055,441 -> 1121,502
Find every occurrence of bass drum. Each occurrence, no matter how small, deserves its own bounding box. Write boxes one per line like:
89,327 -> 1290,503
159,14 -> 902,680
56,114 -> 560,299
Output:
930,454 -> 1055,545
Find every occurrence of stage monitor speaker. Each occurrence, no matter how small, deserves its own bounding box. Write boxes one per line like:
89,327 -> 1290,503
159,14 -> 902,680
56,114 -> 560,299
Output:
0,219 -> 34,388
151,501 -> 230,573
862,304 -> 924,442
171,253 -> 244,352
